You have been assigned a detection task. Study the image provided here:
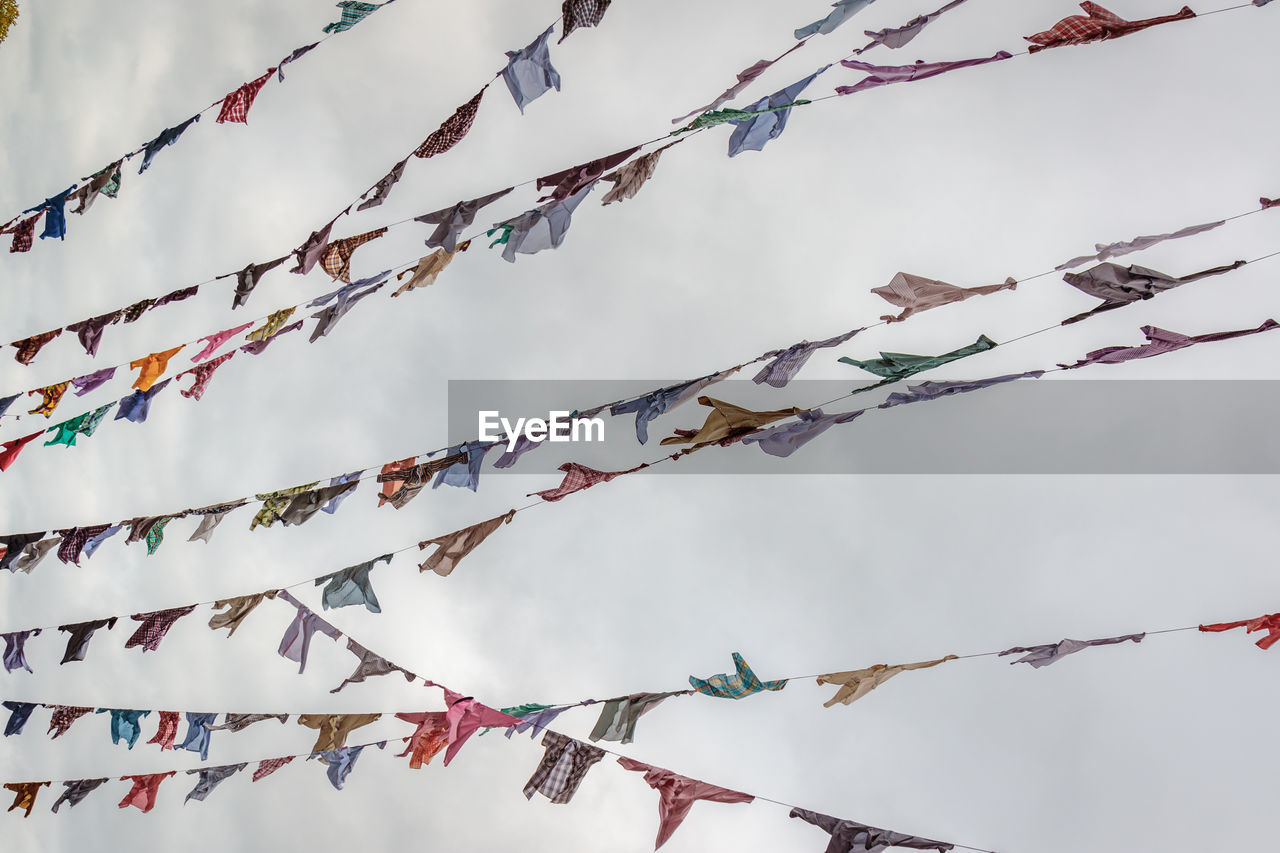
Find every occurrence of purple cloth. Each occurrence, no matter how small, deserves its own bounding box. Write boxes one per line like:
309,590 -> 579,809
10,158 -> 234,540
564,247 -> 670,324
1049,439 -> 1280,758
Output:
65,310 -> 122,356
416,187 -> 513,254
2,629 -> 40,674
836,51 -> 1012,95
1000,633 -> 1146,668
1060,320 -> 1280,369
493,435 -> 544,469
277,590 -> 342,674
506,705 -> 575,739
1061,260 -> 1247,324
880,371 -> 1045,408
857,0 -> 972,52
1056,219 -> 1225,271
71,367 -> 117,396
753,328 -> 862,388
742,408 -> 864,458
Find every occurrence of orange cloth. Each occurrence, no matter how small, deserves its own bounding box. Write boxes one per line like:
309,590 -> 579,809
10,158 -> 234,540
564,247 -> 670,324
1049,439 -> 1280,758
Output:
395,712 -> 450,768
5,781 -> 50,818
130,345 -> 184,391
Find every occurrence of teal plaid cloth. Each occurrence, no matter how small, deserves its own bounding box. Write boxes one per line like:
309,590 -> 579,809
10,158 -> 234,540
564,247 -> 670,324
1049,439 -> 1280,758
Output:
44,404 -> 113,447
672,101 -> 810,135
689,652 -> 787,699
323,1 -> 382,33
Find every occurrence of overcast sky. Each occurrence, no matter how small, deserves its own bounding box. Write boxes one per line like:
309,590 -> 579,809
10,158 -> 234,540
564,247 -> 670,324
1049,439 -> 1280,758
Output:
2,0 -> 1279,851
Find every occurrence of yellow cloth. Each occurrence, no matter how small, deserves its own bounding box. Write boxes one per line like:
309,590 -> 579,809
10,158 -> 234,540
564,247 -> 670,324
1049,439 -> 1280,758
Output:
817,655 -> 958,707
297,713 -> 381,752
660,396 -> 802,448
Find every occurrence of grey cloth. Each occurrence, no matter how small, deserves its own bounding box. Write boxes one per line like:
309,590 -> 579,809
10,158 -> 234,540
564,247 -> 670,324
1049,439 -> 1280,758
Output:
1056,219 -> 1226,270
795,0 -> 878,39
789,807 -> 954,853
1,533 -> 46,572
13,536 -> 60,574
308,274 -> 388,342
50,778 -> 109,813
672,57 -> 780,124
188,509 -> 236,544
357,158 -> 409,211
231,257 -> 287,309
280,481 -> 359,527
490,183 -> 593,262
858,0 -> 970,52
742,408 -> 864,458
58,617 -> 117,664
588,691 -> 683,745
322,471 -> 364,514
727,67 -> 829,157
999,633 -> 1146,668
754,327 -> 861,388
316,554 -> 392,613
1061,260 -> 1246,324
415,187 -> 513,253
502,25 -> 561,113
879,371 -> 1046,408
205,713 -> 289,732
331,638 -> 416,693
184,763 -> 246,804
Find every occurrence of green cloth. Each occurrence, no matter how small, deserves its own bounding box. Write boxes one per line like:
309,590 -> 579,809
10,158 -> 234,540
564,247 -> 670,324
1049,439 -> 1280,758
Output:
671,100 -> 810,135
839,334 -> 997,393
44,404 -> 113,447
145,517 -> 173,555
486,223 -> 515,248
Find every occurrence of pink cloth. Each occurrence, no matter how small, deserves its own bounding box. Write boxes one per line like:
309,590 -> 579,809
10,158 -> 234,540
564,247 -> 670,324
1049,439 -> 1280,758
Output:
617,757 -> 754,849
1061,320 -> 1279,369
429,685 -> 522,766
871,272 -> 1017,323
529,462 -> 649,502
836,51 -> 1012,95
117,772 -> 175,813
191,323 -> 253,362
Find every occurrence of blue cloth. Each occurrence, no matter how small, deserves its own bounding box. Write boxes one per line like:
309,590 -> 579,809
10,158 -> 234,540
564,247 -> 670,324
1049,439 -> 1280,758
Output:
98,708 -> 151,748
741,408 -> 864,458
23,185 -> 78,241
138,114 -> 201,174
322,470 -> 364,514
316,554 -> 391,613
502,25 -> 561,113
879,371 -> 1046,409
316,742 -> 384,790
83,525 -> 123,559
610,377 -> 718,444
794,0 -> 877,39
493,435 -> 543,469
114,378 -> 171,424
3,701 -> 38,736
180,713 -> 218,761
432,441 -> 494,491
0,394 -> 18,417
727,67 -> 828,157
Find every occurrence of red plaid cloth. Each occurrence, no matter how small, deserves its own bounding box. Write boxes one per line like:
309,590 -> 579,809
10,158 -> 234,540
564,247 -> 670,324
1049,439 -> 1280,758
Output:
320,227 -> 387,282
2,212 -> 42,253
46,705 -> 94,739
252,756 -> 294,782
54,525 -> 111,566
530,462 -> 648,502
413,88 -> 486,159
124,606 -> 196,652
559,0 -> 612,41
146,711 -> 181,750
10,329 -> 62,366
176,351 -> 235,401
216,68 -> 277,124
1025,2 -> 1194,52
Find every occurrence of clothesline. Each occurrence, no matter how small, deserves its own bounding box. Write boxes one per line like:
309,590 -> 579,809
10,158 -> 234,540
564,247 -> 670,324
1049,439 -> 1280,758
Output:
4,243 -> 1276,578
8,282 -> 1280,633
5,1 -> 1261,387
